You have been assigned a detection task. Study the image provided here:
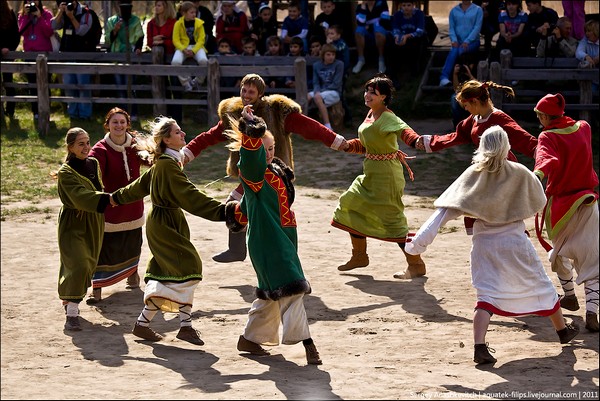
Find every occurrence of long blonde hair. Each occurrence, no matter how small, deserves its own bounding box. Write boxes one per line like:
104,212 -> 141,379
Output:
472,125 -> 510,173
135,116 -> 178,164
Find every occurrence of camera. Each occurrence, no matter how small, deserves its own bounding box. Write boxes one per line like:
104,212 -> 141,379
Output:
67,2 -> 74,11
27,2 -> 37,13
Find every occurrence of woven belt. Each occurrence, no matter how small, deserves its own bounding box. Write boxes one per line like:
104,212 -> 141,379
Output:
364,150 -> 416,181
365,152 -> 399,161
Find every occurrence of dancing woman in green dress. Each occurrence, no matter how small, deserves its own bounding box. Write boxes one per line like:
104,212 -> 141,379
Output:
332,74 -> 426,280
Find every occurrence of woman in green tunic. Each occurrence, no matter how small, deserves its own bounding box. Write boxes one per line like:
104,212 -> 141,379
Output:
332,74 -> 426,280
56,128 -> 111,331
112,116 -> 226,346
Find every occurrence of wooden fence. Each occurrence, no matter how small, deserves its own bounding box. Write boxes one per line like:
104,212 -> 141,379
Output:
477,49 -> 598,121
1,48 -> 318,137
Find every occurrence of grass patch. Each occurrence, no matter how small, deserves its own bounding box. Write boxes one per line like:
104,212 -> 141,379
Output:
0,206 -> 52,220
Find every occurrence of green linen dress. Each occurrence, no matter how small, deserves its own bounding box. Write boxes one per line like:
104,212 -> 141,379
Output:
113,153 -> 225,283
57,158 -> 107,301
332,111 -> 414,241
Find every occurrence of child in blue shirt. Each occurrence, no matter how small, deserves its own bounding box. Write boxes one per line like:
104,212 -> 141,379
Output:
307,43 -> 344,129
281,1 -> 309,53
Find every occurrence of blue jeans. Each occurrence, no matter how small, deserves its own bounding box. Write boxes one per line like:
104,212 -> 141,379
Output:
440,42 -> 480,82
63,73 -> 92,118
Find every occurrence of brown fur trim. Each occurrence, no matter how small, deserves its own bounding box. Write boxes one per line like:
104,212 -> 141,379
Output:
218,96 -> 302,176
255,279 -> 311,301
270,157 -> 295,206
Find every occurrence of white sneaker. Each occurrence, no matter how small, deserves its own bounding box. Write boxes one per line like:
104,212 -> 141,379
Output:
184,82 -> 193,92
352,59 -> 366,74
439,78 -> 452,87
378,60 -> 386,73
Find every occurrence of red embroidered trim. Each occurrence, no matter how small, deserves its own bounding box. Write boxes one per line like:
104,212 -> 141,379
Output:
241,135 -> 262,150
265,169 -> 296,227
240,173 -> 263,193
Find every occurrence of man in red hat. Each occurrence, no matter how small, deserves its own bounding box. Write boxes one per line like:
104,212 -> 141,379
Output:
533,93 -> 599,332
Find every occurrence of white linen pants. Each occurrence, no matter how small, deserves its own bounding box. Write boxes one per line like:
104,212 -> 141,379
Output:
243,293 -> 311,346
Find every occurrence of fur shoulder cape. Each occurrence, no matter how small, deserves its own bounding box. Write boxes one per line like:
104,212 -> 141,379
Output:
218,95 -> 301,177
434,161 -> 546,223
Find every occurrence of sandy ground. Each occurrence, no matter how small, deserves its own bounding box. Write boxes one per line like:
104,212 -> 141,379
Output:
1,119 -> 598,400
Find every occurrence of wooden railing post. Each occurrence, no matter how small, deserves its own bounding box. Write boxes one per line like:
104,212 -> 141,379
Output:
207,57 -> 220,127
499,49 -> 513,76
294,58 -> 308,114
578,65 -> 592,121
490,61 -> 503,109
36,54 -> 50,138
477,60 -> 488,82
151,46 -> 167,116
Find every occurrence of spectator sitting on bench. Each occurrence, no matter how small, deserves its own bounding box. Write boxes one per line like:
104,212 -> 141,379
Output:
388,1 -> 428,86
536,16 -> 578,58
576,19 -> 599,93
250,3 -> 278,56
307,43 -> 344,130
495,0 -> 529,60
438,0 -> 482,87
352,0 -> 391,74
525,0 -> 559,54
285,37 -> 306,88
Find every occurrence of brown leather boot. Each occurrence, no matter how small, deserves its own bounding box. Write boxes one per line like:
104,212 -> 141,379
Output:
237,335 -> 269,356
132,323 -> 163,341
473,343 -> 497,364
304,343 -> 322,365
85,287 -> 102,305
338,236 -> 369,271
393,248 -> 426,279
126,272 -> 140,289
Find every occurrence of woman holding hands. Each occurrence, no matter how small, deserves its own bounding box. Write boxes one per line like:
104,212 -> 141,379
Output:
332,74 -> 425,280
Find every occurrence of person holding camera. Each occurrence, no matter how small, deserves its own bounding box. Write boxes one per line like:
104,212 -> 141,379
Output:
105,0 -> 144,120
18,1 -> 55,122
536,16 -> 578,58
51,0 -> 94,120
0,1 -> 19,120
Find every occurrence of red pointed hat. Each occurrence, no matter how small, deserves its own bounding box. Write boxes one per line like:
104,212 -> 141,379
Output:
534,93 -> 565,116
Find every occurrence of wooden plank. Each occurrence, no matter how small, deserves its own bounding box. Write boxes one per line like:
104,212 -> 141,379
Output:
514,90 -> 581,97
502,69 -> 598,81
0,61 -> 203,77
5,51 -> 153,63
502,103 -> 598,111
211,55 -> 319,66
219,65 -> 295,77
511,57 -> 580,69
0,96 -> 207,106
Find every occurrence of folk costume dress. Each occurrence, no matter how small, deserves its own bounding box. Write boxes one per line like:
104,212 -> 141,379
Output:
112,149 -> 225,312
234,135 -> 312,346
406,161 -> 560,316
57,157 -> 110,301
421,108 -> 538,162
332,110 -> 419,241
533,116 -> 599,286
89,133 -> 146,289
